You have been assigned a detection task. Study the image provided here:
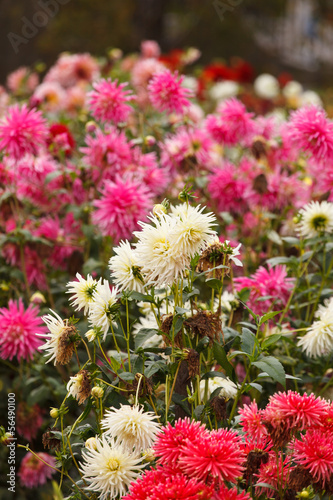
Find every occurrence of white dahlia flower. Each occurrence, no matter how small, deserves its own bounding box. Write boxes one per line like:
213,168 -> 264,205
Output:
66,273 -> 99,315
200,376 -> 238,401
298,305 -> 333,358
109,240 -> 144,292
297,201 -> 333,238
254,74 -> 280,100
88,280 -> 119,340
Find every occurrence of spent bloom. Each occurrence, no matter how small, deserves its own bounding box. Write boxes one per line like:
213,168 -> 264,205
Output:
93,176 -> 152,243
109,240 -> 144,292
0,103 -> 47,159
296,201 -> 333,238
18,452 -> 56,489
0,299 -> 45,362
66,273 -> 99,315
101,404 -> 161,452
148,70 -> 193,114
67,370 -> 91,405
80,434 -> 144,500
87,78 -> 135,124
38,311 -> 78,365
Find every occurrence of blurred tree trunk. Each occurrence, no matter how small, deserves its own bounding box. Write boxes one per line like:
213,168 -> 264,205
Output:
133,0 -> 169,46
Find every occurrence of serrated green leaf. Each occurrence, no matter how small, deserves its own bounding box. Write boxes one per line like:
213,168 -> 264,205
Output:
259,310 -> 282,326
252,356 -> 286,387
213,342 -> 235,379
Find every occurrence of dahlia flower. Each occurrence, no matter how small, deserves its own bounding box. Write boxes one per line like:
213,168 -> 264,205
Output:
38,310 -> 76,365
288,105 -> 333,162
88,280 -> 119,340
234,265 -> 293,316
263,391 -> 329,433
254,74 -> 280,99
0,104 -> 47,159
294,429 -> 333,486
148,70 -> 193,114
80,434 -> 144,500
87,78 -> 135,124
199,376 -> 238,401
0,299 -> 45,362
109,240 -> 144,292
123,468 -> 213,500
66,273 -> 100,315
44,52 -> 99,87
238,401 -> 268,442
93,176 -> 152,243
16,402 -> 44,441
213,484 -> 251,500
255,453 -> 290,497
298,303 -> 333,358
154,417 -> 209,468
101,404 -> 161,452
297,201 -> 333,238
207,162 -> 248,214
18,452 -> 56,489
179,428 -> 244,483
67,370 -> 91,405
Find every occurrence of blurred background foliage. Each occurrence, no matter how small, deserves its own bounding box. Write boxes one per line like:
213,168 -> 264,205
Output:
1,0 -> 333,85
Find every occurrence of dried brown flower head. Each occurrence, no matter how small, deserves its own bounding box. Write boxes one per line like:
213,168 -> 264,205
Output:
185,310 -> 222,345
56,324 -> 80,365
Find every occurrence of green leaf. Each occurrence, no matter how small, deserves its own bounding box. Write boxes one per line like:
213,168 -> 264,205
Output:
196,336 -> 210,353
213,342 -> 235,379
27,386 -> 50,405
252,356 -> 286,387
175,306 -> 190,315
267,230 -> 282,245
249,382 -> 263,392
259,310 -> 282,326
262,334 -> 282,349
129,291 -> 155,303
282,236 -> 300,246
134,328 -> 159,350
241,327 -> 257,355
206,278 -> 223,292
239,301 -> 257,322
201,371 -> 227,380
145,360 -> 167,378
171,393 -> 191,416
266,256 -> 291,267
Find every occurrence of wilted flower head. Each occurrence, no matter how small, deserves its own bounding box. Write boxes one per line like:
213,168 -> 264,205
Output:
67,369 -> 91,404
38,311 -> 80,365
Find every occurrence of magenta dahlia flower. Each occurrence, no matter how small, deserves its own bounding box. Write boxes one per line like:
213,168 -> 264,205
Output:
234,265 -> 294,316
93,176 -> 152,242
123,468 -> 213,500
153,417 -> 209,468
16,402 -> 44,441
294,429 -> 333,486
239,401 -> 268,442
87,78 -> 135,124
0,299 -> 46,362
0,104 -> 47,159
18,452 -> 56,489
213,484 -> 251,500
148,70 -> 193,115
287,105 -> 333,162
179,428 -> 245,484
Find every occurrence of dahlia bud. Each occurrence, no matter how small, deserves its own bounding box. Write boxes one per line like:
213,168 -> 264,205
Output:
0,427 -> 13,445
85,329 -> 97,342
30,291 -> 46,304
50,408 -> 59,419
108,48 -> 123,60
145,135 -> 156,147
85,121 -> 97,134
91,386 -> 104,399
85,437 -> 98,451
142,448 -> 155,463
153,204 -> 167,217
300,492 -> 309,499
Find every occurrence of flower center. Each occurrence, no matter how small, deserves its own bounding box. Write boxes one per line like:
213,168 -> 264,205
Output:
106,458 -> 120,472
311,215 -> 328,231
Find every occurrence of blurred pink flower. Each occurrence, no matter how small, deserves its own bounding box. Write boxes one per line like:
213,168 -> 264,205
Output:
0,299 -> 46,362
18,452 -> 56,489
93,176 -> 152,242
87,78 -> 135,124
0,104 -> 47,159
148,70 -> 193,115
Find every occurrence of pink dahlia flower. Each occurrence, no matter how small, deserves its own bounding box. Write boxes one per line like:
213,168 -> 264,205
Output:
154,417 -> 209,468
123,468 -> 213,500
294,429 -> 333,486
44,53 -> 99,88
234,265 -> 294,316
148,70 -> 193,115
213,484 -> 251,500
87,78 -> 135,124
93,176 -> 152,242
206,98 -> 255,146
207,162 -> 248,214
263,391 -> 329,433
16,402 -> 44,441
0,104 -> 47,159
239,401 -> 268,442
179,428 -> 245,484
141,40 -> 161,59
18,452 -> 56,489
0,299 -> 46,362
287,105 -> 333,162
255,453 -> 290,497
